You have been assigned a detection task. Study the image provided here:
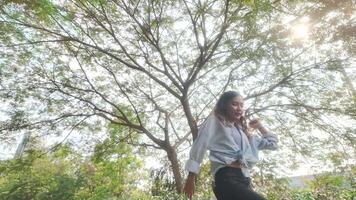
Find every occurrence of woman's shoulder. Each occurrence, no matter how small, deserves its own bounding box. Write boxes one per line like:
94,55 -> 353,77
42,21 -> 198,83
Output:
213,113 -> 237,127
200,113 -> 227,128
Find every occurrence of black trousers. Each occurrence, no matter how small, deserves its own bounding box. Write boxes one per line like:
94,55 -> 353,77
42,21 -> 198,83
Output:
213,167 -> 266,200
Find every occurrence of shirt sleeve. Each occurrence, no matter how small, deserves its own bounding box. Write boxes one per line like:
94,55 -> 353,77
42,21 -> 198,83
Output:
185,115 -> 216,175
254,132 -> 278,150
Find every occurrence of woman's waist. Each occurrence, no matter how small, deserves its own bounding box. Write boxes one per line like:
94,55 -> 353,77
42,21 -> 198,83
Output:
226,160 -> 241,168
210,160 -> 252,178
209,149 -> 241,158
210,160 -> 242,169
209,149 -> 258,164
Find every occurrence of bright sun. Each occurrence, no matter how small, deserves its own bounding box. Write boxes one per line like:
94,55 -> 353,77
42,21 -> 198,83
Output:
290,16 -> 310,40
291,23 -> 309,39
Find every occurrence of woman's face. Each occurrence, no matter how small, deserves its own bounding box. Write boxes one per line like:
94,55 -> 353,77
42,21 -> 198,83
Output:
226,96 -> 244,122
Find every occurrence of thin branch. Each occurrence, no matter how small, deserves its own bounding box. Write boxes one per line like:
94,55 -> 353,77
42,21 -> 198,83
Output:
39,115 -> 93,157
0,39 -> 71,48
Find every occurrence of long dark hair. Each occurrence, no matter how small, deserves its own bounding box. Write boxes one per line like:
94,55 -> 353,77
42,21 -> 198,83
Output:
215,91 -> 239,118
214,91 -> 251,138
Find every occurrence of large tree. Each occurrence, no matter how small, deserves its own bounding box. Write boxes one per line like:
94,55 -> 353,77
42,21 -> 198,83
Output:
1,0 -> 354,193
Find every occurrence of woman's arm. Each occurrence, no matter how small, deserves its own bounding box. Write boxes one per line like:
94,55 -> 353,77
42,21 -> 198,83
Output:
183,172 -> 197,200
184,115 -> 216,199
185,115 -> 215,174
249,119 -> 278,150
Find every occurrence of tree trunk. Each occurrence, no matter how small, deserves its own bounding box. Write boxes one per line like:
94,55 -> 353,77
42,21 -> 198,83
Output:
166,145 -> 183,193
181,96 -> 199,140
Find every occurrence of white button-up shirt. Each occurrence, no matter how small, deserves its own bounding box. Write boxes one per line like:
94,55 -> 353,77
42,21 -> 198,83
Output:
185,114 -> 278,178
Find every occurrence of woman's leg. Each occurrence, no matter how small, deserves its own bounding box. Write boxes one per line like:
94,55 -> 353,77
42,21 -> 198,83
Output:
214,167 -> 265,200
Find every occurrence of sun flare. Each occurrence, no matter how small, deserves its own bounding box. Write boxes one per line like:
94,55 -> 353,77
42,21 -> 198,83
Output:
291,23 -> 309,39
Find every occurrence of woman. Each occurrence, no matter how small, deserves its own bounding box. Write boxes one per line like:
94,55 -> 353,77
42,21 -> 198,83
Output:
183,91 -> 278,200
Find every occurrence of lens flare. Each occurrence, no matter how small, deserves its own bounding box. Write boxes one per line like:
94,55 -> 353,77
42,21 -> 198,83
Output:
291,23 -> 309,39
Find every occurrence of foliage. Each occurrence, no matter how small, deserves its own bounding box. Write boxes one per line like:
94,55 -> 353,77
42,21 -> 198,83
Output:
194,162 -> 214,199
0,125 -> 148,200
150,168 -> 176,197
0,135 -> 354,199
256,168 -> 356,200
0,148 -> 80,200
305,172 -> 355,200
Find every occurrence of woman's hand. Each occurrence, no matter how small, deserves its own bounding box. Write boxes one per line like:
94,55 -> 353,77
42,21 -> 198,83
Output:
249,119 -> 268,134
183,173 -> 196,200
248,119 -> 262,129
